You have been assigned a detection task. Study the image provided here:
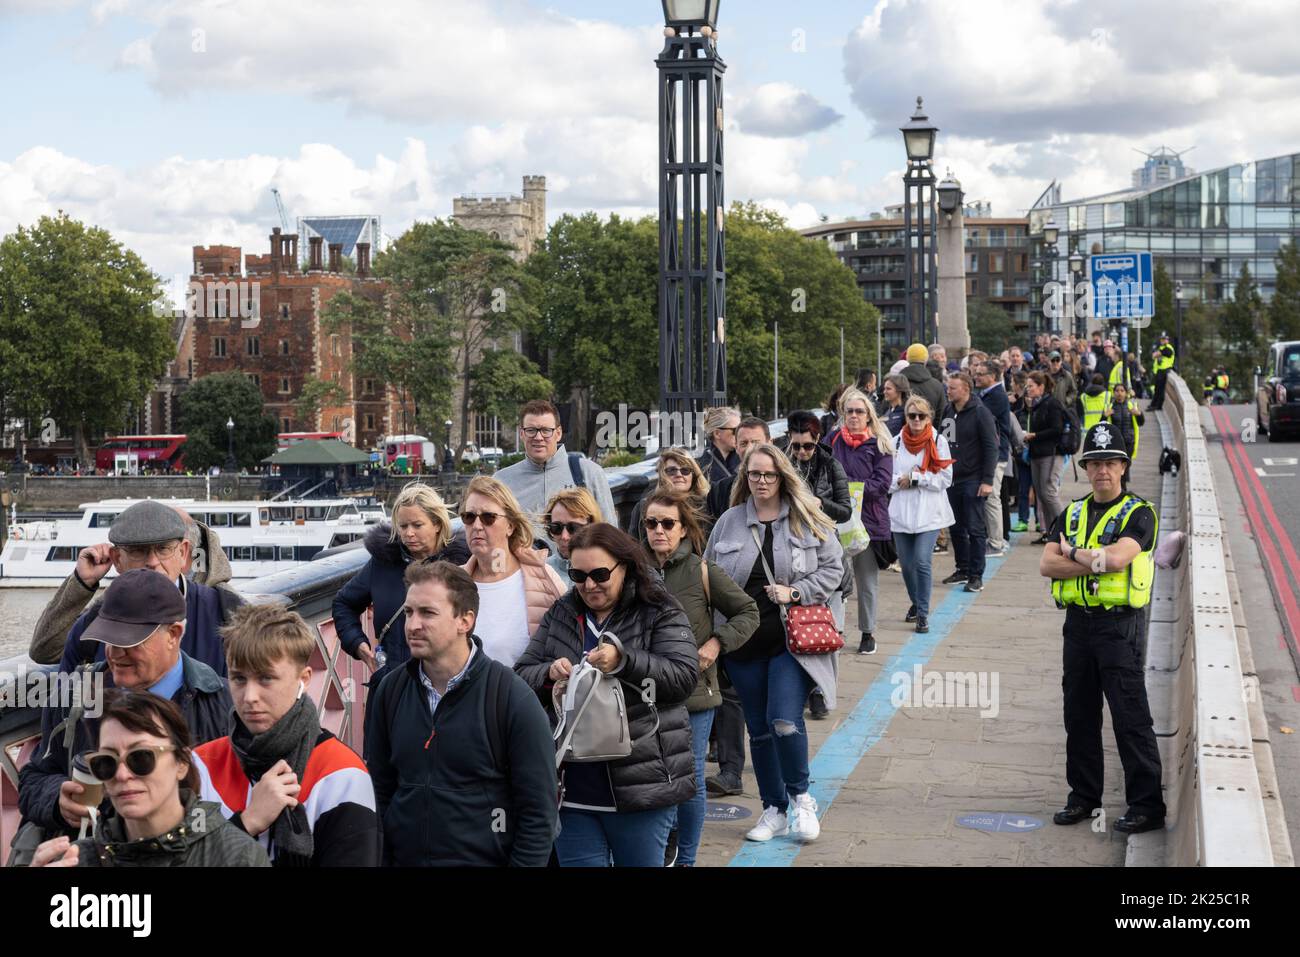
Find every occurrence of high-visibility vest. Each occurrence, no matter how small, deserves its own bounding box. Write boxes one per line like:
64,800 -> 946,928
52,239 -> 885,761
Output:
1080,391 -> 1109,432
1216,373 -> 1230,390
1107,360 -> 1130,399
1153,345 -> 1174,374
1052,493 -> 1157,611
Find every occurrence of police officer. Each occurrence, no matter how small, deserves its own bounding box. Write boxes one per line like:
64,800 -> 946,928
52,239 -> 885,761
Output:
1148,332 -> 1176,411
1039,422 -> 1166,834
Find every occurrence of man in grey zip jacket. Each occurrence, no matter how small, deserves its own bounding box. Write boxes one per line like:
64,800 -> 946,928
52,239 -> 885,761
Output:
495,398 -> 616,534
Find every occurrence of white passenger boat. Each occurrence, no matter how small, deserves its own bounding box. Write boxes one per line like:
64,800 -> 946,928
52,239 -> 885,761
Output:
0,497 -> 385,587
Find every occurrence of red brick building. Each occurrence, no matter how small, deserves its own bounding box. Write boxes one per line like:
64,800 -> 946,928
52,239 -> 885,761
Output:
187,229 -> 397,450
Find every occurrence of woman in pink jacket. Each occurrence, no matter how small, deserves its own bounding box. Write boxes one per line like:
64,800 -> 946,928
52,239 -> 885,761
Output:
460,476 -> 567,666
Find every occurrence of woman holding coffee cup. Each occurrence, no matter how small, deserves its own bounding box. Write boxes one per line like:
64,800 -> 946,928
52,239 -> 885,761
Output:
29,689 -> 269,867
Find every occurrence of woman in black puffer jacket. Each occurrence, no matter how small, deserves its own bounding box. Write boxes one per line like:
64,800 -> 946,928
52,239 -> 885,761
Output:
514,523 -> 698,867
1022,371 -> 1066,543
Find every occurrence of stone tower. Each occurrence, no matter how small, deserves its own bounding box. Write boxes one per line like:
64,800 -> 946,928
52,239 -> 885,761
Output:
452,175 -> 547,261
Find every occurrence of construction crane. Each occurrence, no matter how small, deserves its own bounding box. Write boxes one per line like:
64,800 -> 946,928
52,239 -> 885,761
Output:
270,187 -> 290,232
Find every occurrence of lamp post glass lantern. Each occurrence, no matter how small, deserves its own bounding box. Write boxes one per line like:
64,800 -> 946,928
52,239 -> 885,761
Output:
225,416 -> 236,472
443,418 -> 455,473
662,0 -> 719,31
899,97 -> 939,346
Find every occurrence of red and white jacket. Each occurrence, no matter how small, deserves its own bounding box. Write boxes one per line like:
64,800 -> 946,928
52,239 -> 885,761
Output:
194,730 -> 380,866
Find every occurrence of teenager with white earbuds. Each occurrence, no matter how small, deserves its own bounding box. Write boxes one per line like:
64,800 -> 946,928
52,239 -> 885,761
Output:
193,604 -> 380,866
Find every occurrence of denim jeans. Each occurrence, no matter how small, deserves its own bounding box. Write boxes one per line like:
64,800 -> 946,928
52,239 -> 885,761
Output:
723,651 -> 815,813
1017,459 -> 1034,525
947,480 -> 988,580
555,805 -> 677,867
673,708 -> 715,866
893,528 -> 941,619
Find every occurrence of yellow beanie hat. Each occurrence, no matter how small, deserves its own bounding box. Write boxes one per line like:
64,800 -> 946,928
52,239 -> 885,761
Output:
906,343 -> 929,363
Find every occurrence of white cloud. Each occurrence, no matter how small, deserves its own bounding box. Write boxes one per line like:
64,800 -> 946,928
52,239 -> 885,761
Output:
734,82 -> 843,138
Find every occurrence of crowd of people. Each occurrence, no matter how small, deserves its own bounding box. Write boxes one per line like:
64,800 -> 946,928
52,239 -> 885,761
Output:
11,345 -> 1166,867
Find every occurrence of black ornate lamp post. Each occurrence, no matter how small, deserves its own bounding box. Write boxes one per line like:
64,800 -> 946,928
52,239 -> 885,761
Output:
1039,217 -> 1059,338
1069,250 -> 1084,338
658,0 -> 726,448
225,416 -> 237,472
1174,280 -> 1184,369
443,418 -> 455,473
900,97 -> 938,345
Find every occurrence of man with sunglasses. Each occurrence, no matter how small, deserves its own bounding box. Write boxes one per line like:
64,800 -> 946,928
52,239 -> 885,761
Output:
46,501 -> 240,678
17,569 -> 232,841
495,399 -> 616,541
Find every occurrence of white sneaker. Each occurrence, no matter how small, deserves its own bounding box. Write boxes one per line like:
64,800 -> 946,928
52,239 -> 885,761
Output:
789,793 -> 821,842
745,806 -> 788,842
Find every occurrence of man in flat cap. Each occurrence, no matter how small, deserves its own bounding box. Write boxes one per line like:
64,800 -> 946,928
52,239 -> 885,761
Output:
29,500 -> 241,675
17,569 -> 232,840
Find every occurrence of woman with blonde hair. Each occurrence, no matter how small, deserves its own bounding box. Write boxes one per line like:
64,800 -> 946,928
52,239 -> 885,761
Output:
888,395 -> 954,634
705,442 -> 844,844
543,486 -> 603,581
333,482 -> 469,682
460,475 -> 566,666
827,387 -> 895,656
626,447 -> 712,545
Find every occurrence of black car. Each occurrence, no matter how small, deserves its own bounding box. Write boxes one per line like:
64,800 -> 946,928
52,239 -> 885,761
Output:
1257,340 -> 1300,442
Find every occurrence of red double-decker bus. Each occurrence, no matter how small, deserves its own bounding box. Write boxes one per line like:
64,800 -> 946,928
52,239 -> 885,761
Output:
94,435 -> 188,472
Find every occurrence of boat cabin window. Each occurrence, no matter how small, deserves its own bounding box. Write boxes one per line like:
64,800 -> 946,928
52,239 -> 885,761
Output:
207,512 -> 231,528
254,546 -> 276,561
227,546 -> 253,561
278,546 -> 296,561
327,532 -> 362,548
306,506 -> 330,521
299,546 -> 323,561
259,509 -> 270,524
90,513 -> 118,528
232,512 -> 251,527
270,507 -> 295,522
46,546 -> 80,561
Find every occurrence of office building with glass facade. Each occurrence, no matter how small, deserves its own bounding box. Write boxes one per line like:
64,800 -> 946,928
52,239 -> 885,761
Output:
1029,152 -> 1300,335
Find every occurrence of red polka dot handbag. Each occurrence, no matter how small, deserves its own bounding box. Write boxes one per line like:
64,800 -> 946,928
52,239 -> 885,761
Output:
750,526 -> 844,655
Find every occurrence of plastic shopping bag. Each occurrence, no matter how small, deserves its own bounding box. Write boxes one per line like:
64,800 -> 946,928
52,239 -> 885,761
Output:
837,481 -> 871,558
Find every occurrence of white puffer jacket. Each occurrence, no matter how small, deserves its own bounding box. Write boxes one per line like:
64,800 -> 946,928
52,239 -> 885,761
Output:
887,432 -> 955,534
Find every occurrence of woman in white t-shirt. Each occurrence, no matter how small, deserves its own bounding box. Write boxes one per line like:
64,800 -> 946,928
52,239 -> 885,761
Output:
460,476 -> 566,666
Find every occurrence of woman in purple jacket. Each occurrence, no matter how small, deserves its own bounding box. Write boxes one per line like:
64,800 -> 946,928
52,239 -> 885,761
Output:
828,388 -> 895,656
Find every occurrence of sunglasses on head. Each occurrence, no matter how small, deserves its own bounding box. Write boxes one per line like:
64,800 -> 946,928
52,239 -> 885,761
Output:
568,564 -> 621,584
460,510 -> 502,527
789,442 -> 818,452
545,520 -> 587,538
85,745 -> 176,782
643,517 -> 678,531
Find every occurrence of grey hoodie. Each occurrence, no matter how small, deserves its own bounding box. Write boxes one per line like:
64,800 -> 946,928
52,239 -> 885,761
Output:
493,444 -> 618,536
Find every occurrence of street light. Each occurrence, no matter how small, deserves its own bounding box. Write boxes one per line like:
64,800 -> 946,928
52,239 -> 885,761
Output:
1069,251 -> 1085,338
936,169 -> 962,222
661,0 -> 720,32
1174,280 -> 1184,370
900,97 -> 939,346
443,418 -> 455,474
225,416 -> 236,473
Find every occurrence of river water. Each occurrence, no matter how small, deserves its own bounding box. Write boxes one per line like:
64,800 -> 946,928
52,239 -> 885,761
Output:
0,589 -> 56,661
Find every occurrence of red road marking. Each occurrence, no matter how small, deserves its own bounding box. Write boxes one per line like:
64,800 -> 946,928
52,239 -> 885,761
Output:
1292,687 -> 1300,704
1212,406 -> 1300,666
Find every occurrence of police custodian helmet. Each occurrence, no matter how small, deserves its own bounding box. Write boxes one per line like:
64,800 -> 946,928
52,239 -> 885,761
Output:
1078,422 -> 1130,462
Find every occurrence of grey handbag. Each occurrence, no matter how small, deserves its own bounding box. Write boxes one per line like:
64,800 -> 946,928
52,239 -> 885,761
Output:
552,633 -> 659,769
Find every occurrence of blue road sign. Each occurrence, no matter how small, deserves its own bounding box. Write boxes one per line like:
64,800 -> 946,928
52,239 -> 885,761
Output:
955,812 -> 1044,833
1090,252 -> 1153,325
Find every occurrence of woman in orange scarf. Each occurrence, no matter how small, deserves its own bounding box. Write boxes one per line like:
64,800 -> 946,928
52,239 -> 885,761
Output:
887,396 -> 955,633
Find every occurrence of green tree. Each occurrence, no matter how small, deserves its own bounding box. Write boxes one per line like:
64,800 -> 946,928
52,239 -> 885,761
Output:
177,372 -> 277,471
526,212 -> 660,451
1153,260 -> 1174,339
323,220 -> 536,458
0,214 -> 174,464
468,350 -> 554,440
1221,262 -> 1268,388
966,300 -> 1017,354
293,376 -> 347,427
1270,241 -> 1300,342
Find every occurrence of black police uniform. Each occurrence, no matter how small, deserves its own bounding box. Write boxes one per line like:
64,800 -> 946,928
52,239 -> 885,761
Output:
1048,500 -> 1165,820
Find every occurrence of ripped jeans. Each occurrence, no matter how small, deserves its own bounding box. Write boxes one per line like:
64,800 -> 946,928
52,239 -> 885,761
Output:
723,650 -> 814,814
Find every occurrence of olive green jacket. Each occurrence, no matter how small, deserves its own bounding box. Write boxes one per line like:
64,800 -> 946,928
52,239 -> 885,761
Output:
658,542 -> 759,712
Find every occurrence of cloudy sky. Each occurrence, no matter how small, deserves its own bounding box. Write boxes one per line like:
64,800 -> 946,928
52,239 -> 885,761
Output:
3,0 -> 1298,285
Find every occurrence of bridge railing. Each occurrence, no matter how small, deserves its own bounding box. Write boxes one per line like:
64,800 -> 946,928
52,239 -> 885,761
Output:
1155,373 -> 1274,866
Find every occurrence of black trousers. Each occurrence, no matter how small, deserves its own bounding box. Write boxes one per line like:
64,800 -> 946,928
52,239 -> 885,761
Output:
1150,369 -> 1169,410
713,685 -> 747,780
1062,607 -> 1165,816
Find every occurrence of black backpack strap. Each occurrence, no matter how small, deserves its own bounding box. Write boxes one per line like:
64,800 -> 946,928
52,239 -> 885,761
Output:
567,452 -> 586,489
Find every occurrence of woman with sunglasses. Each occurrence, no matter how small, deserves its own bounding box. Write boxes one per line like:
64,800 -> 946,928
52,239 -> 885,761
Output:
827,387 -> 896,656
643,490 -> 758,866
542,486 -> 604,581
514,523 -> 699,866
334,482 -> 469,684
626,448 -> 712,546
888,396 -> 955,634
878,373 -> 912,439
704,443 -> 843,844
30,689 -> 269,867
460,476 -> 566,667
